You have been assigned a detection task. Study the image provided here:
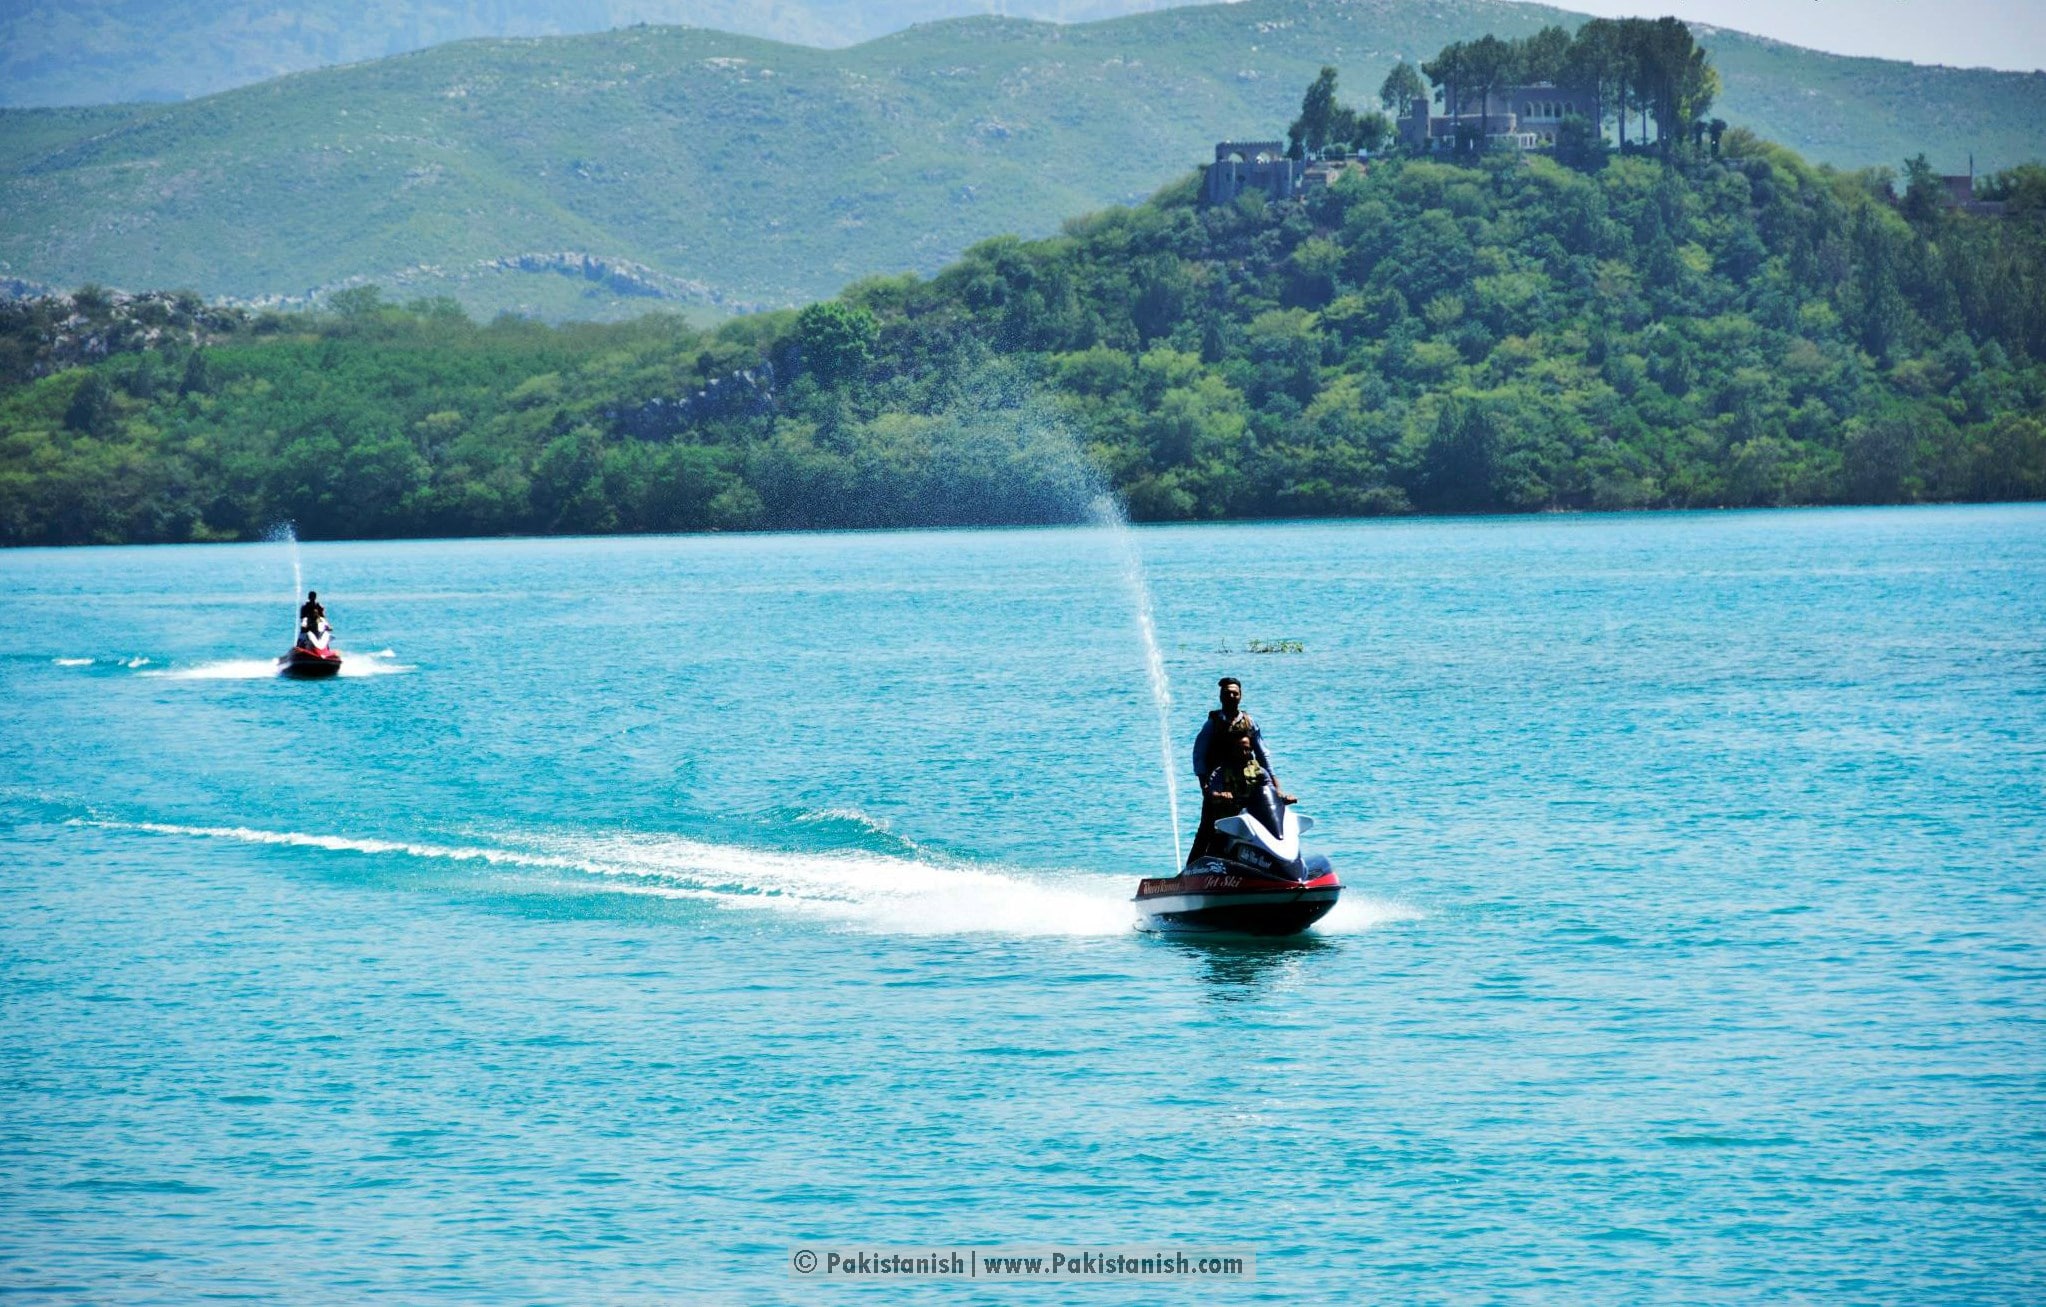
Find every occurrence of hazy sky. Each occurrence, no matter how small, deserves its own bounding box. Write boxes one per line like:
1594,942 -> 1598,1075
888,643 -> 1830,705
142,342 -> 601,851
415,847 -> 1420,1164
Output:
1551,0 -> 2046,72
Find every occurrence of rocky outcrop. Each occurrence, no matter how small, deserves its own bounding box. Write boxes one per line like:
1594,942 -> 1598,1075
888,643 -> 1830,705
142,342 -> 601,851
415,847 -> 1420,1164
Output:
490,252 -> 687,300
605,361 -> 778,439
0,286 -> 243,382
222,252 -> 761,316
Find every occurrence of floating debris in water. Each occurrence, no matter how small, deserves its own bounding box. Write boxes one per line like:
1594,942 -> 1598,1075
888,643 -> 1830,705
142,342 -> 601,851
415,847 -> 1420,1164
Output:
1247,638 -> 1305,655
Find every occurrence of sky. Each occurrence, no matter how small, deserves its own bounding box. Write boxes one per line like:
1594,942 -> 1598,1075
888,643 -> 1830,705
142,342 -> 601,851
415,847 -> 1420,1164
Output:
1546,0 -> 2046,72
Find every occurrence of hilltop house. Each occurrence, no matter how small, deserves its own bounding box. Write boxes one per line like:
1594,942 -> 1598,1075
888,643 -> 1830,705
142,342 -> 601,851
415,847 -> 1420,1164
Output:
1202,141 -> 1365,205
1202,142 -> 1303,204
1400,82 -> 1600,153
1935,165 -> 2009,217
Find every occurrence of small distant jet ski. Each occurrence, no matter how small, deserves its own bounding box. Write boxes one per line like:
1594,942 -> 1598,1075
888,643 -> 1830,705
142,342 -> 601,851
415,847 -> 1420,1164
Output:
1135,779 -> 1340,936
279,619 -> 342,679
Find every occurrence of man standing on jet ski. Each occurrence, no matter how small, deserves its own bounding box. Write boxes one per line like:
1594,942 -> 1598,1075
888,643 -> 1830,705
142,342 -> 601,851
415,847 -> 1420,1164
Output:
1193,677 -> 1279,788
297,590 -> 327,648
1188,681 -> 1294,862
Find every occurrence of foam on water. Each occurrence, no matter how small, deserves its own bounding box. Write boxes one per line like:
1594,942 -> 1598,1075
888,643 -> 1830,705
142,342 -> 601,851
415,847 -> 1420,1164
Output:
82,817 -> 1409,939
1317,891 -> 1424,934
145,658 -> 280,680
337,649 -> 412,677
81,818 -> 1143,937
786,806 -> 928,857
540,830 -> 1139,936
142,648 -> 413,679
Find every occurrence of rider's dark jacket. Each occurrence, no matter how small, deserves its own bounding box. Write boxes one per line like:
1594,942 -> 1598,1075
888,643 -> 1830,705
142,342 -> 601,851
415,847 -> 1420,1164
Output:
1193,709 -> 1273,785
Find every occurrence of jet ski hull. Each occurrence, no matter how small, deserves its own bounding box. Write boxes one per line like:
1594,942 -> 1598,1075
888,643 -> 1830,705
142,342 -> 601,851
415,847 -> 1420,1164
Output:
1134,866 -> 1341,936
278,647 -> 343,679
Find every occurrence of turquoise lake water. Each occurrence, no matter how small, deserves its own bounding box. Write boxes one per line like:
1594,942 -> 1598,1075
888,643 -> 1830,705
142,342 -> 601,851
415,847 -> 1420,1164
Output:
2,506 -> 2042,1301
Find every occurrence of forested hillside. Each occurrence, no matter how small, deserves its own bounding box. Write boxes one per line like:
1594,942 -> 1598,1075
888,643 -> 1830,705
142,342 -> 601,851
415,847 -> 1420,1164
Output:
3,0 -> 2042,317
5,123 -> 2043,544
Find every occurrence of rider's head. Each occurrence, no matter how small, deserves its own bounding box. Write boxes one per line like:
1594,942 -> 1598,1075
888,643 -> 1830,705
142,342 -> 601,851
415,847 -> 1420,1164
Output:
307,590 -> 317,601
1219,676 -> 1242,715
1229,727 -> 1256,760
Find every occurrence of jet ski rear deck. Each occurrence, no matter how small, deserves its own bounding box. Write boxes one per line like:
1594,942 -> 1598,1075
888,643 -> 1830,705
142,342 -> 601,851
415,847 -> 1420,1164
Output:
1135,865 -> 1341,935
278,644 -> 342,678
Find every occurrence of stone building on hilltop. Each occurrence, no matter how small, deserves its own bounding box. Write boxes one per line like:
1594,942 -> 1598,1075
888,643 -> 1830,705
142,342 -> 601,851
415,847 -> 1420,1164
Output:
1399,82 -> 1601,153
1935,165 -> 2009,217
1202,141 -> 1366,206
1202,142 -> 1304,205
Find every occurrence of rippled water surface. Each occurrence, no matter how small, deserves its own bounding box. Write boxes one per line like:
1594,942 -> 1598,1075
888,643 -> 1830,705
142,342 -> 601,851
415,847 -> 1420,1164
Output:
3,508 -> 2043,1301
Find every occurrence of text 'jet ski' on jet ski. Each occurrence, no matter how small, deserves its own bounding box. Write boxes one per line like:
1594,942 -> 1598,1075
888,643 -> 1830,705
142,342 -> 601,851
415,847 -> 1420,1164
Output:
1135,690 -> 1339,936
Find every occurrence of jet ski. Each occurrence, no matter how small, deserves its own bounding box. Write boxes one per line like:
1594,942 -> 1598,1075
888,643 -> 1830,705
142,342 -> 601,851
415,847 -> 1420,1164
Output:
1135,778 -> 1339,936
279,621 -> 342,679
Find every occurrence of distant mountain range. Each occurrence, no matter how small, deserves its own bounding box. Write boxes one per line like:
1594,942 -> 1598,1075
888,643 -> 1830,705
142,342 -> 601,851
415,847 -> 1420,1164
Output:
2,0 -> 2041,318
2,0 -> 1201,108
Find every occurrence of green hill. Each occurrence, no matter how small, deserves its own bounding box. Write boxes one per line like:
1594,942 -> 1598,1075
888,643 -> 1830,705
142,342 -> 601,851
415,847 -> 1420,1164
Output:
2,0 -> 2043,318
4,131 -> 2043,545
0,0 -> 1200,108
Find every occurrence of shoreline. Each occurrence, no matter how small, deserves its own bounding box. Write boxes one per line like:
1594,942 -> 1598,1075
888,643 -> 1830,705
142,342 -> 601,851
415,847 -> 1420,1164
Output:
5,499 -> 2042,552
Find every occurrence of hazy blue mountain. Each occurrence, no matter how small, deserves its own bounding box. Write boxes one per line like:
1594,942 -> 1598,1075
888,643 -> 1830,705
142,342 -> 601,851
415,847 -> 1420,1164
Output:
0,0 -> 1201,107
2,0 -> 2039,318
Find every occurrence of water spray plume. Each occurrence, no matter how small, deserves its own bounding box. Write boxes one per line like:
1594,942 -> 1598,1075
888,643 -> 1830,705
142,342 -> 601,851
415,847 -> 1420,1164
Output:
751,360 -> 1185,874
1091,495 -> 1182,870
266,522 -> 303,643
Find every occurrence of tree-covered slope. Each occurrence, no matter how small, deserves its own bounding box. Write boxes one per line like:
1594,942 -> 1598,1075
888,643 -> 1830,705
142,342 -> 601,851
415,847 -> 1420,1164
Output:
5,133 -> 2043,545
1,0 -> 2041,317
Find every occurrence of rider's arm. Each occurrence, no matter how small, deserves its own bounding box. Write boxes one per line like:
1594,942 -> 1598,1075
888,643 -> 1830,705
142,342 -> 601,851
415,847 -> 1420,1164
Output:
1201,765 -> 1234,802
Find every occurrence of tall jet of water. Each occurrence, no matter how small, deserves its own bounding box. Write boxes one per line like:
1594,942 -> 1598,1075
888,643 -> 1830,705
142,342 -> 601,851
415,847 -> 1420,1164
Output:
1091,496 -> 1182,869
794,365 -> 1185,873
267,523 -> 302,642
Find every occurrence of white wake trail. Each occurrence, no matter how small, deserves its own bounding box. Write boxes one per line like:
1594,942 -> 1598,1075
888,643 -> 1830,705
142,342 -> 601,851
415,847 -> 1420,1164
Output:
80,821 -> 1410,939
80,819 -> 1136,937
142,649 -> 412,679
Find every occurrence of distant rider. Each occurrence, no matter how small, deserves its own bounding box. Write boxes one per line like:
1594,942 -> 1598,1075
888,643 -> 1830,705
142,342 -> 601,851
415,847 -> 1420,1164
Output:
297,590 -> 328,649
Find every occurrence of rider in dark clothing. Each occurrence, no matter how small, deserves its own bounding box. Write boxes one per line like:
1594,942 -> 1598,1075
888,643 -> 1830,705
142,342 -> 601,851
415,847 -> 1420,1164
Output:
1186,679 -> 1297,866
1192,676 -> 1272,782
1190,727 -> 1271,863
1204,729 -> 1271,809
297,591 -> 326,648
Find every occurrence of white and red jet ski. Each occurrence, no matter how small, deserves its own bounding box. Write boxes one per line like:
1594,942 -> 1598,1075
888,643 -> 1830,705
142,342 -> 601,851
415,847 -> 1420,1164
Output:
1134,780 -> 1340,936
279,619 -> 342,679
